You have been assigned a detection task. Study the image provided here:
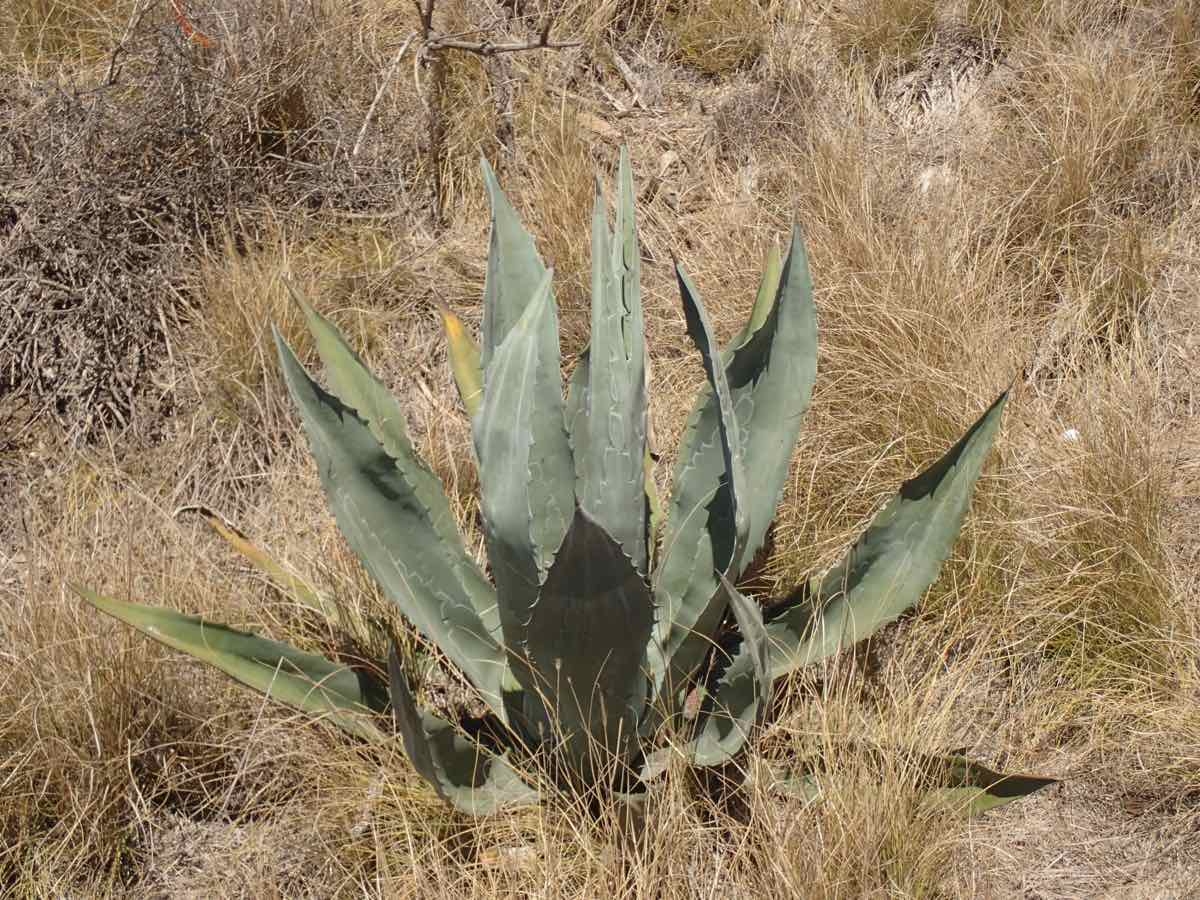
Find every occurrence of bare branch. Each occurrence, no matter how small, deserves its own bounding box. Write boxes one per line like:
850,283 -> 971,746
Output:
419,9 -> 578,58
352,33 -> 418,160
424,35 -> 581,56
420,0 -> 437,38
608,48 -> 647,110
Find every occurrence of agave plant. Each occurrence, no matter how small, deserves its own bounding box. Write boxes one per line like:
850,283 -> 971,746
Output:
74,149 -> 1055,815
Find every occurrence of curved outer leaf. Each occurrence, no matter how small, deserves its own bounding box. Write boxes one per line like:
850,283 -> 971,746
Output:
764,389 -> 1009,678
726,228 -> 817,568
274,332 -> 508,718
520,506 -> 654,771
931,754 -> 1058,816
437,303 -> 483,418
478,163 -> 575,574
73,585 -> 388,742
579,150 -> 649,573
760,749 -> 1057,817
287,287 -> 500,638
727,241 -> 782,356
289,286 -> 413,460
649,264 -> 748,700
388,645 -> 538,815
684,574 -> 771,767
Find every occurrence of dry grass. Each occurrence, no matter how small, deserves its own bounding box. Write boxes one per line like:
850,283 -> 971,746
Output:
1,0 -> 137,70
3,0 -> 1200,896
667,0 -> 773,75
828,0 -> 938,77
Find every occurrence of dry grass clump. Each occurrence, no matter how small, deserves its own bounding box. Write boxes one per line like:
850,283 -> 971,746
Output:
1165,2 -> 1200,124
516,98 -> 600,338
4,0 -> 1200,895
828,0 -> 939,78
709,66 -> 814,163
0,456 -> 312,890
189,223 -> 415,432
0,0 -> 137,70
666,0 -> 773,75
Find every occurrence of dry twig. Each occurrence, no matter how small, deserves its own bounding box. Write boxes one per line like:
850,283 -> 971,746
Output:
406,0 -> 581,228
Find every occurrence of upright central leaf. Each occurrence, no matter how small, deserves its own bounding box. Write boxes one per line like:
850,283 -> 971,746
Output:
521,507 -> 653,772
479,161 -> 574,573
474,272 -> 559,630
652,230 -> 816,707
579,148 -> 649,573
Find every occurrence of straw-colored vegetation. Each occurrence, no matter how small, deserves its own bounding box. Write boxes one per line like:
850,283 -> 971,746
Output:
2,0 -> 1199,896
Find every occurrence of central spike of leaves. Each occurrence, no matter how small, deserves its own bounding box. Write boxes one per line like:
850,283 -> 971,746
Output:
578,148 -> 649,573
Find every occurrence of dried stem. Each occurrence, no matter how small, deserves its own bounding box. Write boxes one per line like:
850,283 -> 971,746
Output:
409,0 -> 580,230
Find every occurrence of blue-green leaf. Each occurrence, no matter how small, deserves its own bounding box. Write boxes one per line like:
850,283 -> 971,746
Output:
578,151 -> 649,573
765,390 -> 1009,677
520,506 -> 653,770
287,286 -> 500,638
761,748 -> 1057,817
388,645 -> 538,815
74,586 -> 388,742
684,575 -> 771,767
650,263 -> 748,701
478,165 -> 575,574
724,228 -> 817,569
474,272 -> 560,635
274,332 -> 508,718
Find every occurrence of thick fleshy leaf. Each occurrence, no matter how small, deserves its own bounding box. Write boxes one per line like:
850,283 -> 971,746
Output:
684,574 -> 771,767
477,168 -> 575,575
437,302 -> 483,418
474,272 -> 562,631
73,585 -> 388,742
388,645 -> 538,815
650,264 -> 747,700
578,150 -> 649,573
727,241 -> 782,356
565,347 -> 591,458
480,158 -> 549,368
289,286 -> 410,456
764,390 -> 1008,677
931,754 -> 1058,815
725,228 -> 817,569
274,332 -> 508,717
286,287 -> 500,636
568,345 -> 662,568
520,506 -> 653,770
666,230 -> 816,585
